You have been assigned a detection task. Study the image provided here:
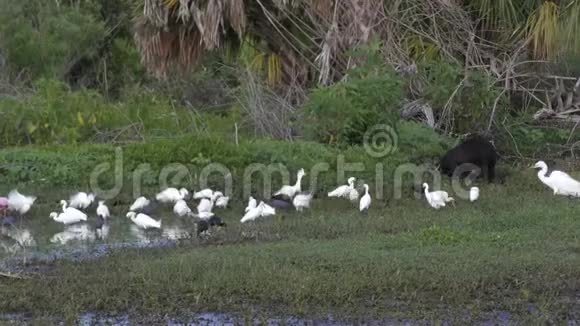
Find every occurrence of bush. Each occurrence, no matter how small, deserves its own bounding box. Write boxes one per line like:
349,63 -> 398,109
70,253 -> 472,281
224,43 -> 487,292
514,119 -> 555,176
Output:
0,79 -> 240,146
303,41 -> 404,146
421,61 -> 502,133
0,0 -> 105,80
0,132 -> 449,196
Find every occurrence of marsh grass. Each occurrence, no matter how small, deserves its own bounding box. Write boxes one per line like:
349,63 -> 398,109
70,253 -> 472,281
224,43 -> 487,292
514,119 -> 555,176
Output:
1,171 -> 580,322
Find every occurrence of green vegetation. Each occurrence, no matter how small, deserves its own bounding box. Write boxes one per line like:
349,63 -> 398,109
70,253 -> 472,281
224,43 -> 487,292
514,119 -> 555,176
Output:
1,0 -> 580,323
0,121 -> 449,194
1,175 -> 580,323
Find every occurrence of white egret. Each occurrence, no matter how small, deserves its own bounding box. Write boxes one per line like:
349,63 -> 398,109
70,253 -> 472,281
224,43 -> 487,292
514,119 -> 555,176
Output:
197,198 -> 214,214
240,203 -> 264,223
469,187 -> 480,202
240,201 -> 276,223
245,196 -> 257,212
69,192 -> 95,210
173,199 -> 193,217
7,190 -> 36,215
422,183 -> 454,209
50,209 -> 87,225
193,188 -> 214,199
261,202 -> 276,217
126,212 -> 161,229
533,161 -> 580,197
156,188 -> 189,203
359,184 -> 371,212
273,168 -> 305,198
214,191 -> 229,208
328,177 -> 358,202
130,196 -> 150,211
293,192 -> 313,212
195,211 -> 215,220
96,201 -> 110,219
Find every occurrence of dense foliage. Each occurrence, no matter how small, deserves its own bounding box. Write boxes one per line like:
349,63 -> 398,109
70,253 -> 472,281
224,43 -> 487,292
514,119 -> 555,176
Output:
0,0 -> 578,162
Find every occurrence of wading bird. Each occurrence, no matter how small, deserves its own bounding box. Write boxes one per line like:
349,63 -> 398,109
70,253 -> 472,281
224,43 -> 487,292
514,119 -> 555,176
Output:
69,192 -> 95,210
469,187 -> 480,202
193,188 -> 214,199
328,177 -> 358,202
7,190 -> 36,216
126,212 -> 161,229
173,199 -> 193,217
422,183 -> 454,209
156,188 -> 189,204
245,196 -> 257,213
273,169 -> 305,198
532,161 -> 580,197
293,192 -> 313,212
96,201 -> 110,219
359,184 -> 371,213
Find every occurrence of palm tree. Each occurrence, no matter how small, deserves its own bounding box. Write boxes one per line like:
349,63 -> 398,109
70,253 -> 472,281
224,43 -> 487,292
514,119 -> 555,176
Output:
132,0 -> 580,83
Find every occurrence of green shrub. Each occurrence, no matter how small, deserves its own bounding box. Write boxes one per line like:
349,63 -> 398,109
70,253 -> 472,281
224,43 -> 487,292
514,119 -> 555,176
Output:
0,79 -> 238,145
421,61 -> 502,133
0,0 -> 105,80
0,133 -> 447,196
303,40 -> 403,146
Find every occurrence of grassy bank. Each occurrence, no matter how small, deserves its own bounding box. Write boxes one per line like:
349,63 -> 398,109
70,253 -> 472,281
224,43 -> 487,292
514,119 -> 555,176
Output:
0,121 -> 450,197
1,172 -> 580,322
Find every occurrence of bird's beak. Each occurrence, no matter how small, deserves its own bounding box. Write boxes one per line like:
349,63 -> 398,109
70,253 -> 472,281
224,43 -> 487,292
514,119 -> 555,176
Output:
528,164 -> 535,169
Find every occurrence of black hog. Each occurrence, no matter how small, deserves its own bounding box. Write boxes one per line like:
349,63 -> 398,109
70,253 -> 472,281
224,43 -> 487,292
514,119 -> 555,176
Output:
439,136 -> 498,183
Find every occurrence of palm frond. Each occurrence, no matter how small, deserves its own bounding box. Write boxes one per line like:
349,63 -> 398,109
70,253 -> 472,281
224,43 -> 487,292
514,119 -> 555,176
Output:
526,1 -> 560,59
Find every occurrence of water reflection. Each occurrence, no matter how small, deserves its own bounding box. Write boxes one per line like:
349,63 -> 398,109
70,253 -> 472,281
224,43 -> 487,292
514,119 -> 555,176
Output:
50,223 -> 96,245
0,203 -> 226,263
0,225 -> 36,254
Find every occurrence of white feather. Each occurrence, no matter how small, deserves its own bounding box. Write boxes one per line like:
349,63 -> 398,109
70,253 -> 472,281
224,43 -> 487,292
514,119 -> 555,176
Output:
214,191 -> 229,208
273,169 -> 305,198
126,212 -> 161,229
240,201 -> 276,223
245,196 -> 257,212
156,188 -> 189,203
293,193 -> 312,211
195,211 -> 215,220
423,183 -> 454,209
130,196 -> 150,211
96,201 -> 110,219
534,161 -> 580,197
359,184 -> 371,212
197,198 -> 213,214
7,190 -> 36,215
69,192 -> 95,210
173,199 -> 193,217
51,201 -> 88,225
469,187 -> 480,202
193,188 -> 214,199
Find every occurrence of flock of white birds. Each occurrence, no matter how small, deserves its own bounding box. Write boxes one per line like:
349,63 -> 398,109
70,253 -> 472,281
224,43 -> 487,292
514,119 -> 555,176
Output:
1,160 -> 580,238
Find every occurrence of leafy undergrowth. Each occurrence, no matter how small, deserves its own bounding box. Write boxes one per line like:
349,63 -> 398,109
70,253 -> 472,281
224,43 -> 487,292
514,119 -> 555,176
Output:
0,122 -> 449,195
1,175 -> 580,322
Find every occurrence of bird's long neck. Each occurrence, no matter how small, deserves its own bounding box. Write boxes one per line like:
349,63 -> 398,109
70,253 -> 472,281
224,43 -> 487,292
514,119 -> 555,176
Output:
537,166 -> 548,181
61,202 -> 67,210
294,175 -> 303,191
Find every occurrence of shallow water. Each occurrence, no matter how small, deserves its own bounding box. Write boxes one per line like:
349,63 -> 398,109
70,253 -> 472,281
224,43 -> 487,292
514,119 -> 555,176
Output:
0,200 -> 222,271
